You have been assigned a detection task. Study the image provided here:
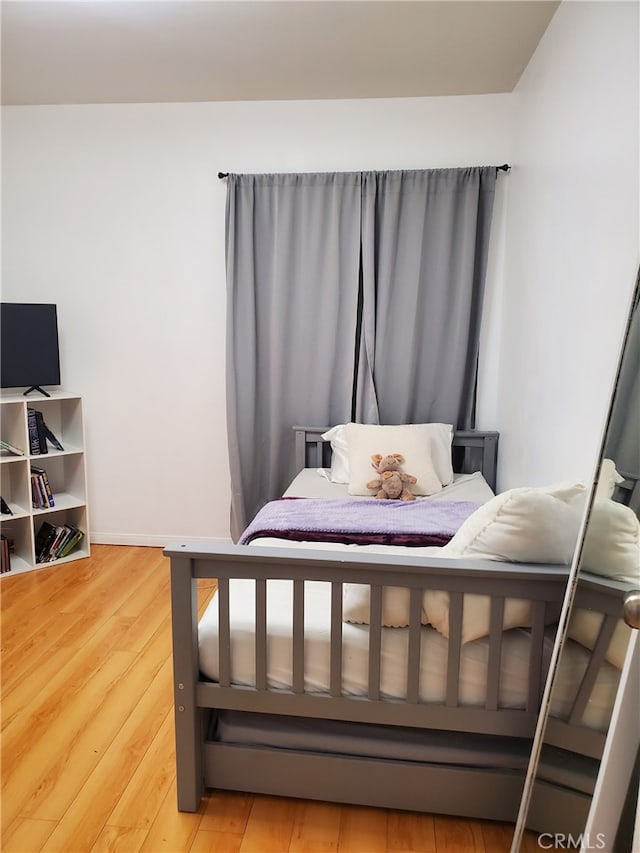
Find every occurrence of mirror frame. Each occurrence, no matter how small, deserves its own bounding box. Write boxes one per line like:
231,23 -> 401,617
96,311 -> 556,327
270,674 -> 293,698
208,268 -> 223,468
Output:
511,267 -> 640,852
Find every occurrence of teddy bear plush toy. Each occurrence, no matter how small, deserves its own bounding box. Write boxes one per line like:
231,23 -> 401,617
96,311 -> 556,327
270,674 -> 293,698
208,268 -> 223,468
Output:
366,453 -> 418,501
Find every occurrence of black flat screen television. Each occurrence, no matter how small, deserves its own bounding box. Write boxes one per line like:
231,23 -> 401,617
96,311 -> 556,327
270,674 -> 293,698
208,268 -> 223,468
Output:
0,303 -> 61,396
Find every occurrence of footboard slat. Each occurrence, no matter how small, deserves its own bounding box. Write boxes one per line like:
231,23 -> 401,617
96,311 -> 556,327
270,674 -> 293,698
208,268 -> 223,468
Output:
486,597 -> 506,711
330,582 -> 343,697
407,588 -> 423,704
446,592 -> 464,707
255,579 -> 267,691
526,600 -> 547,712
368,586 -> 383,701
293,579 -> 305,694
218,577 -> 231,688
568,614 -> 618,725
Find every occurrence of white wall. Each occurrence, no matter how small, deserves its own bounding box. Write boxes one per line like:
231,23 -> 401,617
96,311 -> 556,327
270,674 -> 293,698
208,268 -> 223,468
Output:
478,0 -> 639,490
1,95 -> 514,543
4,0 -> 637,544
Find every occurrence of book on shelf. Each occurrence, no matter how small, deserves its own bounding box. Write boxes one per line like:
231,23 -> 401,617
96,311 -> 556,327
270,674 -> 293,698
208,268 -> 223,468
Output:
27,408 -> 46,455
26,409 -> 64,455
30,466 -> 55,509
0,496 -> 13,516
34,411 -> 49,453
35,521 -> 57,562
0,535 -> 13,573
30,474 -> 42,508
48,526 -> 68,558
43,424 -> 64,452
0,439 -> 25,456
35,521 -> 83,563
57,526 -> 84,559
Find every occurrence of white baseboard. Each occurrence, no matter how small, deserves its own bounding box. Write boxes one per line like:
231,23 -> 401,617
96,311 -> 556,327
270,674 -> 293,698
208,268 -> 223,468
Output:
90,533 -> 232,548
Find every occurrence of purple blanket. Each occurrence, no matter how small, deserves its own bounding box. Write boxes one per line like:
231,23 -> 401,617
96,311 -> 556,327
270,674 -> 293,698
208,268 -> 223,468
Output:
239,498 -> 480,547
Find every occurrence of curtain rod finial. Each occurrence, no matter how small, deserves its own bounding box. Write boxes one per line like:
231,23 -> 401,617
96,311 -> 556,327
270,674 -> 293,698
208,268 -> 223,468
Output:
218,172 -> 229,180
496,164 -> 511,173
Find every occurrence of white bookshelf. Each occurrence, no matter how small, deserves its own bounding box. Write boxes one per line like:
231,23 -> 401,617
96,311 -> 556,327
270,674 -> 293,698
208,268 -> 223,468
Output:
0,390 -> 90,575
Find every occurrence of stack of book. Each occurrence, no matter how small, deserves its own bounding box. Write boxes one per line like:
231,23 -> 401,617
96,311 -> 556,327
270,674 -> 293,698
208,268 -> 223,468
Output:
35,522 -> 84,563
27,409 -> 64,456
30,466 -> 55,509
1,535 -> 13,572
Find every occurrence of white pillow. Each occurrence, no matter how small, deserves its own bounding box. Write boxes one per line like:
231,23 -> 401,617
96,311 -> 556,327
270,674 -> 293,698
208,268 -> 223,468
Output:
568,609 -> 631,669
422,590 -> 550,644
423,481 -> 586,643
322,423 -> 454,489
594,458 -> 624,501
343,584 -> 428,628
441,481 -> 587,564
321,425 -> 350,484
581,499 -> 640,584
344,423 -> 453,496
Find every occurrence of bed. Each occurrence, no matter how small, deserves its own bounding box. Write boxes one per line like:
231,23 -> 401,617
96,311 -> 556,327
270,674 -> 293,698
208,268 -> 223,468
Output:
165,426 -> 632,835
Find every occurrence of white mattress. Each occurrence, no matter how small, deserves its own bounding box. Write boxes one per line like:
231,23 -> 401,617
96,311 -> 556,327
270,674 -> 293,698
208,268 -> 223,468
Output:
198,578 -> 619,731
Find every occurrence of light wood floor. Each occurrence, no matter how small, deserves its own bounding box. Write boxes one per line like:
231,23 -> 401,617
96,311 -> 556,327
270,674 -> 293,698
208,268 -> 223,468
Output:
1,544 -> 541,853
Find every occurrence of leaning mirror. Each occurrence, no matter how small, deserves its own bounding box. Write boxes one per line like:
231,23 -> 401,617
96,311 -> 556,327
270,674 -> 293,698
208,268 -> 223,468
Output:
512,270 -> 640,851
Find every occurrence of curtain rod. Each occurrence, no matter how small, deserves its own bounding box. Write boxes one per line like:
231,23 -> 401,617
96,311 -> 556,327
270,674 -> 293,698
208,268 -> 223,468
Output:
218,164 -> 511,180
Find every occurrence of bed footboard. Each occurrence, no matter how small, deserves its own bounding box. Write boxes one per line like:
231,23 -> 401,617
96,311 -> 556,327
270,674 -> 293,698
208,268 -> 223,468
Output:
166,540 -> 573,813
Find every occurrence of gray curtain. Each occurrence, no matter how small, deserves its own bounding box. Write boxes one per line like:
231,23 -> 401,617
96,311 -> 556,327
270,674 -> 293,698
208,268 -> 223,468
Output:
225,172 -> 362,540
226,167 -> 497,539
355,168 -> 497,426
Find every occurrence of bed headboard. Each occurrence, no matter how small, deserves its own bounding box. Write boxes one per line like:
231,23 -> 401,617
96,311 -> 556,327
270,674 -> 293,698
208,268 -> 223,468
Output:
293,426 -> 499,492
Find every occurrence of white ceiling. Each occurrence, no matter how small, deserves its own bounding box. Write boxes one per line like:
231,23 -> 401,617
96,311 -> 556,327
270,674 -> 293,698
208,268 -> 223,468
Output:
1,1 -> 560,106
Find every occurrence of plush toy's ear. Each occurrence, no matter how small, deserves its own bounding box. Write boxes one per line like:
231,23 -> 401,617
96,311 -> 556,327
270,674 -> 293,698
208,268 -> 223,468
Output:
371,454 -> 383,464
391,453 -> 405,462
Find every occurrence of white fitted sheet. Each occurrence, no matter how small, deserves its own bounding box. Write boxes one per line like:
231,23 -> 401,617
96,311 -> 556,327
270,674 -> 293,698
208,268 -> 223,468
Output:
198,578 -> 619,731
285,468 -> 495,502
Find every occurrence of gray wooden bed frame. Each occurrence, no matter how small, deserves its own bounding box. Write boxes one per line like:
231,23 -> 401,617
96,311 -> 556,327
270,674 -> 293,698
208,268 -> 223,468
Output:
165,427 -> 629,834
